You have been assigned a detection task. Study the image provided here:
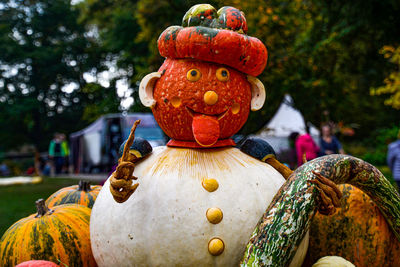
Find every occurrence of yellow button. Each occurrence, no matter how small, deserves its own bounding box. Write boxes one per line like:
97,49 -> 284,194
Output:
208,238 -> 224,256
206,207 -> 223,224
204,91 -> 218,105
202,178 -> 219,192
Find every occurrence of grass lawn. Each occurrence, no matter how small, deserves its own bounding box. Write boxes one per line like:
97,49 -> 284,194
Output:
0,177 -> 101,237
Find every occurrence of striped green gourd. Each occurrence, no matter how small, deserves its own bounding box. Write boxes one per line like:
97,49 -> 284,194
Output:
241,154 -> 400,267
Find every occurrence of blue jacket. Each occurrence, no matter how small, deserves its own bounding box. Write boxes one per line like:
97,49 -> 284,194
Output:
387,140 -> 400,181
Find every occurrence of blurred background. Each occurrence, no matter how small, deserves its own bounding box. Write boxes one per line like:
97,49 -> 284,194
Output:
1,0 -> 400,232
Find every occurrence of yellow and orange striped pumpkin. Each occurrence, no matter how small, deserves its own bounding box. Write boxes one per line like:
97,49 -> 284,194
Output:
304,184 -> 400,267
0,199 -> 96,267
46,180 -> 101,208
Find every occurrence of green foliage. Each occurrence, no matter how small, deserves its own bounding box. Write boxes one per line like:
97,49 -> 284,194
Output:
346,125 -> 400,166
80,82 -> 120,123
284,0 -> 400,137
362,151 -> 388,166
371,45 -> 400,109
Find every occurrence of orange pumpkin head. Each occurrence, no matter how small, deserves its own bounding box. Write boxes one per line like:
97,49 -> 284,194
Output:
139,4 -> 267,148
152,59 -> 256,147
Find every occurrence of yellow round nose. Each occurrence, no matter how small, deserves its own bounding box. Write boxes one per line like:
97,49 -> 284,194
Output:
203,91 -> 218,105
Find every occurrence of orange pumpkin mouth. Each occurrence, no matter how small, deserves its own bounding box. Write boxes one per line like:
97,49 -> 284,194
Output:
185,106 -> 229,120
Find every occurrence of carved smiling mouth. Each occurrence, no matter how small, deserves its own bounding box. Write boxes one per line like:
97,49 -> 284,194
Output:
185,106 -> 229,120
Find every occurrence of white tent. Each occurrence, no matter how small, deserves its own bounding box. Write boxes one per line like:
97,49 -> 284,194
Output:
251,94 -> 320,152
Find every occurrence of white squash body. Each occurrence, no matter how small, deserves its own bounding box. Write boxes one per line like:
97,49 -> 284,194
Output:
90,146 -> 308,266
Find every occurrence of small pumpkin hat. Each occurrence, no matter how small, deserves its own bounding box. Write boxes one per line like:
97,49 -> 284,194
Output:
158,4 -> 268,76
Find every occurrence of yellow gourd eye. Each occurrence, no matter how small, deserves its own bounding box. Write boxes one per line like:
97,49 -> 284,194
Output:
216,68 -> 230,82
187,69 -> 201,82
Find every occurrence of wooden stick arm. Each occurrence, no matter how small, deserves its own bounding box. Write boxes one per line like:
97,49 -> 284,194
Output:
265,157 -> 293,180
110,120 -> 141,203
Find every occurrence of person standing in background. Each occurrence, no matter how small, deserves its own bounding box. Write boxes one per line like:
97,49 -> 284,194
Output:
49,133 -> 69,174
49,133 -> 63,174
320,124 -> 345,155
295,132 -> 319,167
387,130 -> 400,190
60,133 -> 70,174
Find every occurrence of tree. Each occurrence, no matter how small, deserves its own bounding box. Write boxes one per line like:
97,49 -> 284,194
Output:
371,45 -> 400,109
0,0 -> 117,151
285,0 -> 400,136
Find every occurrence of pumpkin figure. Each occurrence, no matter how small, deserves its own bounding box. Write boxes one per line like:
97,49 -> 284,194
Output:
46,180 -> 101,208
0,199 -> 96,267
90,4 -> 309,267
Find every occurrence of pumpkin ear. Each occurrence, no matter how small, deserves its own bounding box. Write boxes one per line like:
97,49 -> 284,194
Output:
247,76 -> 266,111
139,72 -> 162,108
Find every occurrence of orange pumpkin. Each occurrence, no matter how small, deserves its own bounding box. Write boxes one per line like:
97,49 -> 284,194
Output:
158,26 -> 267,77
152,58 -> 251,147
0,199 -> 96,267
158,5 -> 267,76
181,5 -> 248,33
46,180 -> 101,208
304,184 -> 400,267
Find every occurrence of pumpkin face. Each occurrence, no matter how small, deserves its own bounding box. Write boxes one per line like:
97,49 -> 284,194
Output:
90,146 -> 309,266
152,58 -> 251,146
304,184 -> 400,267
45,180 -> 101,208
0,201 -> 96,267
